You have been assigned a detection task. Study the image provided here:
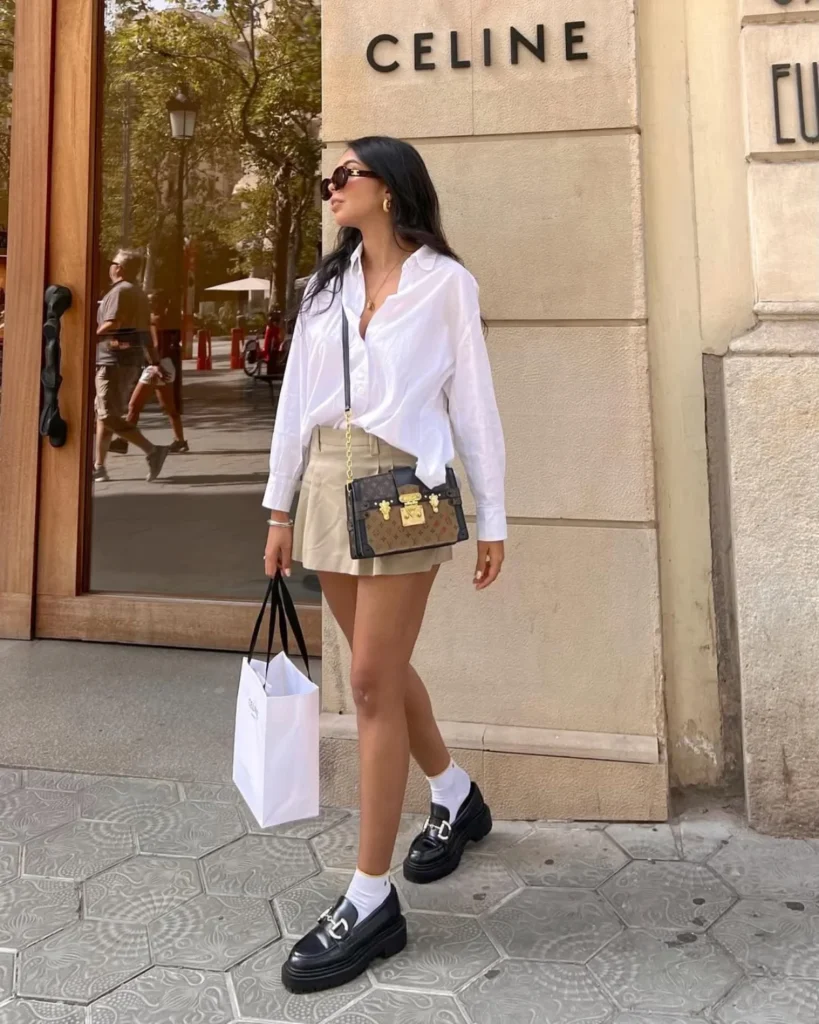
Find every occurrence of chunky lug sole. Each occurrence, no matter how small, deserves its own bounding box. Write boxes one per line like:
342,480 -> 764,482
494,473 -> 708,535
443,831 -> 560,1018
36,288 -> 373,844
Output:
281,915 -> 407,994
403,804 -> 493,885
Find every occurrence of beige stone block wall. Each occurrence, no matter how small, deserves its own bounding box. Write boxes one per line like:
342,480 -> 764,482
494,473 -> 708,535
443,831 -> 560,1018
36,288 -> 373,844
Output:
321,735 -> 668,821
742,24 -> 819,156
322,0 -> 637,142
486,325 -> 654,522
750,162 -> 819,302
639,0 -> 756,788
321,0 -> 474,142
326,135 -> 645,321
323,523 -> 661,737
470,0 -> 637,135
724,351 -> 819,835
321,0 -> 665,820
742,0 -> 819,23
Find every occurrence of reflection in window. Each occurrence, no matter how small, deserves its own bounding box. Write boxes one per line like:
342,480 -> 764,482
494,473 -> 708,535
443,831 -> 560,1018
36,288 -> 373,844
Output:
90,0 -> 321,602
0,0 -> 13,408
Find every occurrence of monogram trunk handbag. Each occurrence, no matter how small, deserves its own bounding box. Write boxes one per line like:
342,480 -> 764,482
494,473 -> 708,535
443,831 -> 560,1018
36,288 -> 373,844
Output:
342,297 -> 469,560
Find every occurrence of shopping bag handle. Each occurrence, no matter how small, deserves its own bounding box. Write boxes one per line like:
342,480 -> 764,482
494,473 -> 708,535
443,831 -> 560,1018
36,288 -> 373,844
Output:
277,572 -> 311,678
246,573 -> 311,679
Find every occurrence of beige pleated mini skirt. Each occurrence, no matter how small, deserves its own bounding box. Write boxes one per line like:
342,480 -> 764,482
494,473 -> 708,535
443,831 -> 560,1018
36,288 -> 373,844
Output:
293,426 -> 454,577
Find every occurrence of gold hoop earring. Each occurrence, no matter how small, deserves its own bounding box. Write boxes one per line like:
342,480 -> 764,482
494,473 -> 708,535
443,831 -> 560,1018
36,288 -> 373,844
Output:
383,196 -> 392,213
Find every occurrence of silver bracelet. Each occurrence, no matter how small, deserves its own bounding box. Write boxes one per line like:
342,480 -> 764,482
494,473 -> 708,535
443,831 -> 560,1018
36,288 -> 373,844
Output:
266,518 -> 294,528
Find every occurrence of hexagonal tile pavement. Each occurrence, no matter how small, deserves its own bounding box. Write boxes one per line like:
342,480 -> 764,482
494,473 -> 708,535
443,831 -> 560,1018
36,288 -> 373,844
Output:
0,1002 -> 86,1024
589,928 -> 743,1015
0,878 -> 79,950
501,827 -> 629,887
0,842 -> 20,884
611,1016 -> 704,1024
273,869 -> 354,938
676,819 -> 734,863
470,819 -> 533,858
88,966 -> 233,1024
239,802 -> 350,840
83,855 -> 201,923
396,854 -> 519,915
102,801 -> 245,858
18,921 -> 150,1004
715,977 -> 819,1024
483,886 -> 622,963
0,790 -> 76,844
80,778 -> 179,818
201,835 -> 317,898
231,940 -> 370,1023
0,771 -> 21,796
180,783 -> 243,804
460,961 -> 612,1024
24,771 -> 115,793
149,893 -> 279,970
601,861 -> 735,931
606,824 -> 680,861
0,950 -> 14,1001
331,990 -> 468,1024
711,897 -> 819,978
312,814 -> 424,871
710,835 -> 819,900
371,911 -> 497,991
23,819 -> 134,881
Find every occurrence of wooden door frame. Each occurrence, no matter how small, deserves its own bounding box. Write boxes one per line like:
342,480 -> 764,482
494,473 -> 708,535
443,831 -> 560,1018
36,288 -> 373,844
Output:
0,0 -> 57,638
3,0 -> 321,654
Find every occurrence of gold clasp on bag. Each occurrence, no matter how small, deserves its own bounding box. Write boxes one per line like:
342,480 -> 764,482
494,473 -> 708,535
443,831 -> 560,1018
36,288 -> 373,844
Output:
429,494 -> 440,514
399,492 -> 425,527
378,501 -> 391,521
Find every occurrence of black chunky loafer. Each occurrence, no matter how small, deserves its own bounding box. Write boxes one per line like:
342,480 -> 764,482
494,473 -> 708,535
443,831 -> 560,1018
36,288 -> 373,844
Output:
281,883 -> 407,994
403,782 -> 493,884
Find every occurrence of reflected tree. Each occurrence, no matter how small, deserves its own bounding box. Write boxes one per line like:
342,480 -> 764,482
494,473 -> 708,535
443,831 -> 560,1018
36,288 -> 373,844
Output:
104,0 -> 320,310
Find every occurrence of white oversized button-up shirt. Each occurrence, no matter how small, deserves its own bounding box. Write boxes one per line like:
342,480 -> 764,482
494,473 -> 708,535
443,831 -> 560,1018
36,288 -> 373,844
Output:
264,243 -> 507,541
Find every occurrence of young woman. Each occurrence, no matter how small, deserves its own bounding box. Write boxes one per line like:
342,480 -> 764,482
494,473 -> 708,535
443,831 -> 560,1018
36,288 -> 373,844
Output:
263,136 -> 506,994
125,291 -> 189,452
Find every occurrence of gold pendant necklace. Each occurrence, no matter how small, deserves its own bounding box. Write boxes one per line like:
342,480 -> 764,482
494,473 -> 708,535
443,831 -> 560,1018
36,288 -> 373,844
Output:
364,256 -> 406,312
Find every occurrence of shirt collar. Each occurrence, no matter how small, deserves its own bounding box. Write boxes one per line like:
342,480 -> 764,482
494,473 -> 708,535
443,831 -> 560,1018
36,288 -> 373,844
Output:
348,243 -> 438,274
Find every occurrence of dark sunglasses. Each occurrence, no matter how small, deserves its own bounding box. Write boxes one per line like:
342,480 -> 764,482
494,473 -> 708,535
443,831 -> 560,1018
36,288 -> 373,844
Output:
320,166 -> 380,201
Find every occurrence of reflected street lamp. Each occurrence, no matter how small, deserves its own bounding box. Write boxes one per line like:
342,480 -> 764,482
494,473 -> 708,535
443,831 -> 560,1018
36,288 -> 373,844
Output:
166,85 -> 199,411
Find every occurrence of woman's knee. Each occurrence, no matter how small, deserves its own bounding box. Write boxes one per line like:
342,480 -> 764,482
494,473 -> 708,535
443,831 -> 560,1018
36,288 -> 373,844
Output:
349,660 -> 402,717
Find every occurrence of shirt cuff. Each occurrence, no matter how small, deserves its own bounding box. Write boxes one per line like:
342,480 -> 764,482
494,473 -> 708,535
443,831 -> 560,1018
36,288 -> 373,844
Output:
475,506 -> 507,542
263,473 -> 298,514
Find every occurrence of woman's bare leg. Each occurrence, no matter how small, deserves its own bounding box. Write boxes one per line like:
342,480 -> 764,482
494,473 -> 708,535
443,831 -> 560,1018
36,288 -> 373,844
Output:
155,386 -> 185,442
126,380 -> 153,427
350,570 -> 439,875
319,572 -> 450,780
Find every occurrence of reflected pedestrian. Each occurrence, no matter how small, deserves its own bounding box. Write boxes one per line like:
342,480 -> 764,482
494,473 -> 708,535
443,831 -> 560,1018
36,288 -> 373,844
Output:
93,249 -> 169,483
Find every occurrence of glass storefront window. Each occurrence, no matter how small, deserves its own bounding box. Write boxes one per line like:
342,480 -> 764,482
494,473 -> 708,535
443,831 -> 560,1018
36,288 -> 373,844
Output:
90,0 -> 321,603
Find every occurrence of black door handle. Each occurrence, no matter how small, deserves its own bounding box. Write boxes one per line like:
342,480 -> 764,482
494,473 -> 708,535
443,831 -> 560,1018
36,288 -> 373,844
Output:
40,285 -> 72,448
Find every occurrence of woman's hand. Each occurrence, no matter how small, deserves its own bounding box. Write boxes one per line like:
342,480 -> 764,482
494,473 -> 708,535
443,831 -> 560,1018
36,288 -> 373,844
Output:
264,514 -> 293,578
474,540 -> 504,591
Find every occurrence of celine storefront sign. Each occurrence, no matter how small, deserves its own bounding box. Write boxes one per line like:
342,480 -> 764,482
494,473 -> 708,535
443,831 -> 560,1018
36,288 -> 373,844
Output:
772,63 -> 819,144
366,22 -> 590,73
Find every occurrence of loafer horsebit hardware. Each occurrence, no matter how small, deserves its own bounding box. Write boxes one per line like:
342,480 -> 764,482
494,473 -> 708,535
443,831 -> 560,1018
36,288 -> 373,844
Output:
423,817 -> 452,842
378,492 -> 441,525
319,910 -> 350,941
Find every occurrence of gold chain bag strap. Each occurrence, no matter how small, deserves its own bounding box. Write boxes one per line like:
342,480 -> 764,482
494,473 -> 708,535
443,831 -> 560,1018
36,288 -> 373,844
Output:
342,282 -> 469,560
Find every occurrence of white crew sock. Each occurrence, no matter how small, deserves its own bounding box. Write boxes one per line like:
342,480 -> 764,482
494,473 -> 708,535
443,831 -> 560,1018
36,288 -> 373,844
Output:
344,868 -> 390,925
428,759 -> 472,823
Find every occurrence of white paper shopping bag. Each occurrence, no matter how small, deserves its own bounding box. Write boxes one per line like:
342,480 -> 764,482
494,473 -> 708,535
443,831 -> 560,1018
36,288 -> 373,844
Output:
233,574 -> 319,829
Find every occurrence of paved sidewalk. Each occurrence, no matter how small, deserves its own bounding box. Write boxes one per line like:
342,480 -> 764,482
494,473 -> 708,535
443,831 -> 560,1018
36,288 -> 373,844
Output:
0,770 -> 813,1023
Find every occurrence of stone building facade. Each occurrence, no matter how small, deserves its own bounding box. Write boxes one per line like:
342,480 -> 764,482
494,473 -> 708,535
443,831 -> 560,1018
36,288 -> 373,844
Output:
318,0 -> 819,835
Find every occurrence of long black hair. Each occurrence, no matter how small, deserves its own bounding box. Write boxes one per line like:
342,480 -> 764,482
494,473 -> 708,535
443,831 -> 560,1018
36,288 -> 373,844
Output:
301,136 -> 462,314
